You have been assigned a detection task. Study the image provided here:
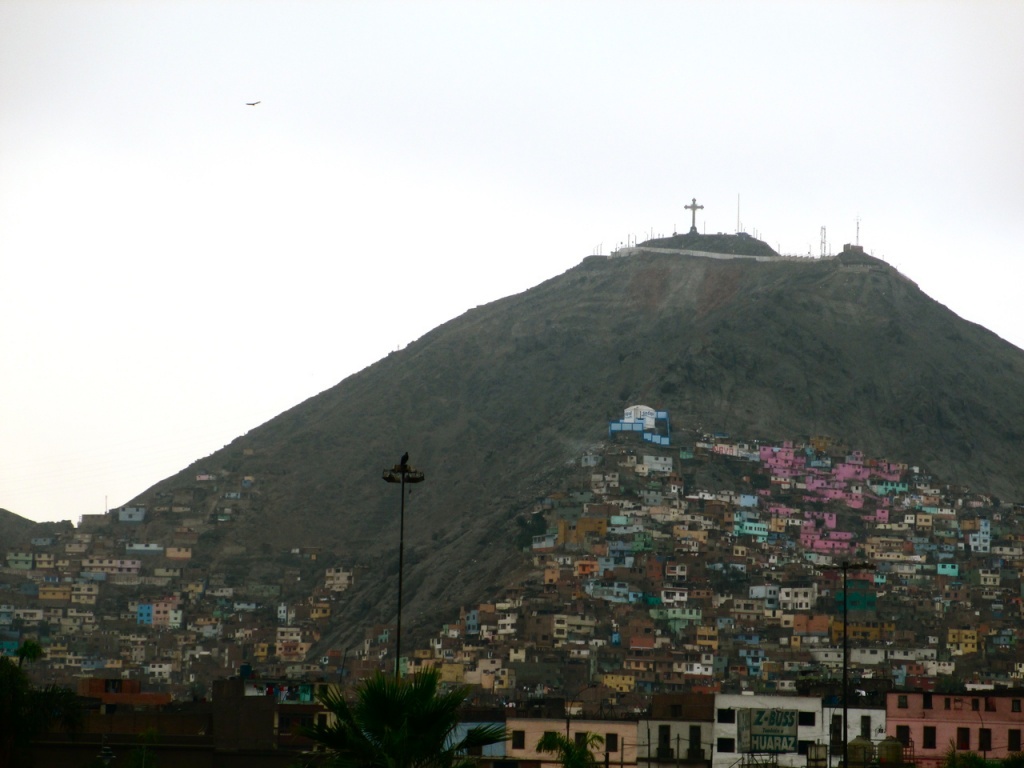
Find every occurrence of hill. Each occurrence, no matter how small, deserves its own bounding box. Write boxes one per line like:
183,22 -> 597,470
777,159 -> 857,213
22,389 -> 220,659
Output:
0,508 -> 39,546
131,235 -> 1024,648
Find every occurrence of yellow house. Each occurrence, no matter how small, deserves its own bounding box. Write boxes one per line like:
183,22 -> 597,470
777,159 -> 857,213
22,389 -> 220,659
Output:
558,516 -> 608,546
72,583 -> 99,605
696,625 -> 719,652
185,581 -> 205,599
491,667 -> 514,690
253,642 -> 272,661
673,528 -> 709,544
948,627 -> 979,656
34,552 -> 56,569
38,584 -> 72,602
310,603 -> 331,620
831,620 -> 895,644
601,673 -> 636,693
439,662 -> 465,684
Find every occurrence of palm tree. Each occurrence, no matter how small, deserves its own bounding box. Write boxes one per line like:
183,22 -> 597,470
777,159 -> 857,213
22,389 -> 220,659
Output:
302,668 -> 505,768
16,639 -> 43,668
536,731 -> 605,768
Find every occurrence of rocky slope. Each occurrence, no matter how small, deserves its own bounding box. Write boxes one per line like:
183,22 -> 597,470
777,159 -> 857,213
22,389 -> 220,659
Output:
132,237 -> 1024,648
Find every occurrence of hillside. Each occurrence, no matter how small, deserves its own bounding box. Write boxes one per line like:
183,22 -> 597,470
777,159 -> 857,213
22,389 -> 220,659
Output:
0,508 -> 38,546
131,236 -> 1024,648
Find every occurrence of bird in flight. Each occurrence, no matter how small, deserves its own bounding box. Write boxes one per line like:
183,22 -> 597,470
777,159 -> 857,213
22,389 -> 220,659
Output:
245,101 -> 261,106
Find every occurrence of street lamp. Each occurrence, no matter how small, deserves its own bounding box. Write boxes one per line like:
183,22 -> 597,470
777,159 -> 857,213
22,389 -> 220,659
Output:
382,454 -> 425,681
822,560 -> 876,768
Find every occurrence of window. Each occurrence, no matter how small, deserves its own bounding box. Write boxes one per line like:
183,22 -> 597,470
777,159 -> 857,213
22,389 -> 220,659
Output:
799,711 -> 816,726
606,734 -> 619,753
1014,700 -> 1022,713
972,699 -> 980,712
512,731 -> 525,750
861,716 -> 872,740
670,704 -> 683,717
897,726 -> 911,747
575,733 -> 588,748
798,741 -> 813,755
945,698 -> 952,710
924,727 -> 936,749
1010,730 -> 1021,752
986,698 -> 997,713
980,729 -> 992,753
958,728 -> 970,751
717,738 -> 735,754
658,725 -> 671,750
898,695 -> 909,709
829,714 -> 843,747
923,693 -> 933,710
717,709 -> 736,723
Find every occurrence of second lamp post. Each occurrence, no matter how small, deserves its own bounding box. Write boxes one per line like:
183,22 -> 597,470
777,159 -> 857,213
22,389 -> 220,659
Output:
383,454 -> 425,681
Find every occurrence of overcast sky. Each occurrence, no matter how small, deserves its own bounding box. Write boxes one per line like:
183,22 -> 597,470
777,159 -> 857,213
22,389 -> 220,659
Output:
3,1 -> 1023,524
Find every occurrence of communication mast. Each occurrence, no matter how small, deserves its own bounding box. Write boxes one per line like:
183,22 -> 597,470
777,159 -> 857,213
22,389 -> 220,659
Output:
820,227 -> 826,258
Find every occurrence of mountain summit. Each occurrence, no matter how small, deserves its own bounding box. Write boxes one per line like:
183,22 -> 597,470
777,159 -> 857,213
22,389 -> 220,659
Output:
136,235 -> 1024,643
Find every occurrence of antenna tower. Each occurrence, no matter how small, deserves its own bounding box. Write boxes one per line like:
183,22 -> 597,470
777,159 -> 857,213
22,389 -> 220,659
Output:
820,226 -> 826,258
856,216 -> 860,246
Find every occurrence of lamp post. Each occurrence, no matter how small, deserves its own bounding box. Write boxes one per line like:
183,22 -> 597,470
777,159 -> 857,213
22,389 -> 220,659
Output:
822,560 -> 876,768
382,454 -> 425,681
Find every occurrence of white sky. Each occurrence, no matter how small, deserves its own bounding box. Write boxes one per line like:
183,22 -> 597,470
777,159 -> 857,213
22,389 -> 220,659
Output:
2,1 -> 1023,524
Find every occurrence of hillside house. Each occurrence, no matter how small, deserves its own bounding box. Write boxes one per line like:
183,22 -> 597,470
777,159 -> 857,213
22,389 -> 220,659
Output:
116,506 -> 147,523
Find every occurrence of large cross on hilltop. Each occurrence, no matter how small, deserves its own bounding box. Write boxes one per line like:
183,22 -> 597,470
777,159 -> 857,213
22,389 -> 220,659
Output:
685,197 -> 704,234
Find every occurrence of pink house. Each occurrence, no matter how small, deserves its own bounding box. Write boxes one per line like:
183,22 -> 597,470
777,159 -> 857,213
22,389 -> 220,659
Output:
800,529 -> 855,553
506,716 -> 638,768
862,507 -> 891,524
870,461 -> 904,482
886,690 -> 1024,767
834,462 -> 871,482
151,598 -> 180,628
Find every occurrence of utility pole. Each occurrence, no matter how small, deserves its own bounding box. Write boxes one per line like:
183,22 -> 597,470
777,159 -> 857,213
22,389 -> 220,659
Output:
566,683 -> 596,739
822,560 -> 876,767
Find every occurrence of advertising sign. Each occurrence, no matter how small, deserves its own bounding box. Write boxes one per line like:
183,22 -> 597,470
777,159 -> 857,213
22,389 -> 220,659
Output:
737,709 -> 798,753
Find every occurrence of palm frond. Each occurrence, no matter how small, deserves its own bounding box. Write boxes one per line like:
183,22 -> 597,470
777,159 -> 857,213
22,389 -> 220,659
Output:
304,669 -> 504,768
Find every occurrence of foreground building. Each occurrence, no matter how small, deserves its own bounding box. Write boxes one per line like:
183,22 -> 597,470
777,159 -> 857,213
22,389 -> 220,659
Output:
886,690 -> 1024,768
